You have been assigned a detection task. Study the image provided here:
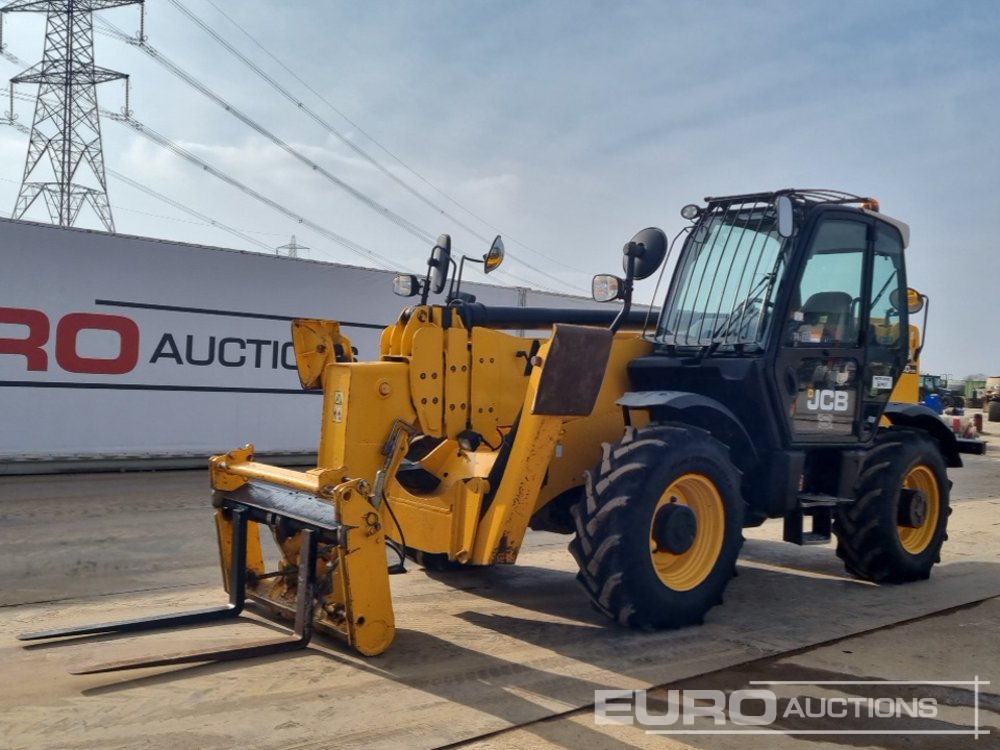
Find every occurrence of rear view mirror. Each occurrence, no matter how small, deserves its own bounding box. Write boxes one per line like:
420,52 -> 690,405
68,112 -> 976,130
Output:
393,274 -> 420,297
890,287 -> 925,314
622,227 -> 667,281
429,234 -> 451,294
592,275 -> 623,302
484,236 -> 504,274
776,195 -> 794,238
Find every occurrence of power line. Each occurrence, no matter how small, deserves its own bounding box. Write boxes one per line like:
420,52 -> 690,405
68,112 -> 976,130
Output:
165,0 -> 489,241
114,205 -> 292,238
5,103 -> 563,290
2,86 -> 315,258
106,112 -> 403,270
107,167 -> 279,253
3,107 -> 330,259
96,17 -> 436,246
4,15 -> 583,294
6,87 -> 552,289
146,2 -> 586,295
198,0 -> 584,287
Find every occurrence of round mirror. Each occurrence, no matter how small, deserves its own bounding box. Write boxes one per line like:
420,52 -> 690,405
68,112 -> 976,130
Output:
429,234 -> 451,294
889,287 -> 924,314
621,227 -> 667,281
484,235 -> 504,274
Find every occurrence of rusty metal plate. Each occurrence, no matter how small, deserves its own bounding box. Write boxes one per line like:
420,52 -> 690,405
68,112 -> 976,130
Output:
531,324 -> 614,416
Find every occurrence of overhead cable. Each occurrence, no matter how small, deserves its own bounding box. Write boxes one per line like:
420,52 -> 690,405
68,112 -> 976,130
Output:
165,0 -> 492,241
97,18 -> 436,247
197,0 -> 584,290
107,168 -> 279,253
131,5 -> 585,294
107,112 -> 403,270
4,86 -> 306,257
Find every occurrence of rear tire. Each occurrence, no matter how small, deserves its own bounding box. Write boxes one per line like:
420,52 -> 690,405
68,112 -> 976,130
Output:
834,428 -> 950,583
569,424 -> 744,629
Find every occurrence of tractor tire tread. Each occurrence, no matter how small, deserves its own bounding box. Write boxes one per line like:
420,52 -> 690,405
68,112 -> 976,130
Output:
834,429 -> 950,584
569,423 -> 744,630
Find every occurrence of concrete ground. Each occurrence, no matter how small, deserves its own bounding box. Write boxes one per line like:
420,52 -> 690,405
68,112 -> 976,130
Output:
0,441 -> 998,750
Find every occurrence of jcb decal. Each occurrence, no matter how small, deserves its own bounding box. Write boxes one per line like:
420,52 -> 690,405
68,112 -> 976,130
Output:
805,388 -> 850,412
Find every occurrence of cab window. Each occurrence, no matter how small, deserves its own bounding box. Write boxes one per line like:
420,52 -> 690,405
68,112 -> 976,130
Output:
788,220 -> 866,346
868,224 -> 905,346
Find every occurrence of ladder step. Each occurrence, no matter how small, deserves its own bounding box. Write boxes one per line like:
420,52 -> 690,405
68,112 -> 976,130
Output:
784,506 -> 833,545
801,532 -> 831,545
797,492 -> 853,508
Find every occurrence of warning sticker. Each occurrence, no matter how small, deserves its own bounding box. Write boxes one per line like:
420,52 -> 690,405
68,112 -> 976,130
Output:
872,375 -> 894,390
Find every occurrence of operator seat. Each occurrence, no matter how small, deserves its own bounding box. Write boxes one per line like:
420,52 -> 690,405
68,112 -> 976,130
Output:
800,291 -> 855,344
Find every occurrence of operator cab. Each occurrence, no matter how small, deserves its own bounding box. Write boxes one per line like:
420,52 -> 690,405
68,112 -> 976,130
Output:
627,190 -> 912,453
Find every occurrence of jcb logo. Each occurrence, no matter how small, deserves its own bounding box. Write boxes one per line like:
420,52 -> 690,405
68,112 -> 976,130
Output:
806,388 -> 850,412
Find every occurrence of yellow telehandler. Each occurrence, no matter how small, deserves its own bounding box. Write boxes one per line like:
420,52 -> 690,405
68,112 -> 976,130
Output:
22,189 -> 974,672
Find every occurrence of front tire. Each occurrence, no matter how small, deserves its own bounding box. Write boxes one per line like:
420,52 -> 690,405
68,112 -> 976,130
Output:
569,424 -> 745,629
834,428 -> 950,583
988,401 -> 1000,422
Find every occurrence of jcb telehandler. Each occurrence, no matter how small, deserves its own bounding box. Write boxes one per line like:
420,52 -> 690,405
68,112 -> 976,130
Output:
23,189 -> 970,673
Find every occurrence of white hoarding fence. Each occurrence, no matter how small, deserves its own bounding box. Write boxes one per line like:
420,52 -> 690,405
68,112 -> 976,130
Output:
0,218 -> 600,471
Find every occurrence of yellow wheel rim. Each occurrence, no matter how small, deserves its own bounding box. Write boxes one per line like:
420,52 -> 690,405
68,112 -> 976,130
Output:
649,473 -> 725,591
897,465 -> 940,555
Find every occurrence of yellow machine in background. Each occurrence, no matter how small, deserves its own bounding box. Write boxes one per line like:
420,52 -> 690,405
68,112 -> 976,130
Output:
882,290 -> 926,406
22,190 -> 976,672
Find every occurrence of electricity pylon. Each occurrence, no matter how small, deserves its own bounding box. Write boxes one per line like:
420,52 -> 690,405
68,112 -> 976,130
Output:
2,0 -> 144,232
276,235 -> 309,258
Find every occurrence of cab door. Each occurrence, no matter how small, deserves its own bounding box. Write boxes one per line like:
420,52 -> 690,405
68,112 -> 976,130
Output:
773,214 -> 908,446
859,221 -> 909,437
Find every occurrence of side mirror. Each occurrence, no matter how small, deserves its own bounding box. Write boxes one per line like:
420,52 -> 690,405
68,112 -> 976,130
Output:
393,274 -> 420,298
592,274 -> 624,302
890,287 -> 925,314
484,235 -> 504,274
622,227 -> 667,281
776,195 -> 794,238
428,234 -> 451,294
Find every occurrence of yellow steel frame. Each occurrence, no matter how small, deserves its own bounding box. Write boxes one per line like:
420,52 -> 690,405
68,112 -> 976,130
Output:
210,306 -> 651,655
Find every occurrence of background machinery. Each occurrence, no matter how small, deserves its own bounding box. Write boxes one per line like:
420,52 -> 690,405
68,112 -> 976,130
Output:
22,189 -> 972,671
918,373 -> 965,411
985,376 -> 1000,422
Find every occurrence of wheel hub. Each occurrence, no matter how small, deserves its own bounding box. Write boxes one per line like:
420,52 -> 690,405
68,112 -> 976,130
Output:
898,488 -> 928,528
652,501 -> 698,554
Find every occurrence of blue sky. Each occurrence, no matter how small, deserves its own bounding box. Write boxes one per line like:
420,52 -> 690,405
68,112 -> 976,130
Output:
1,0 -> 998,378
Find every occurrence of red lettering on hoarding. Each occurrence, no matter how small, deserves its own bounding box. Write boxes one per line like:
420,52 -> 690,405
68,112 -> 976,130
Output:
55,313 -> 140,375
0,306 -> 49,371
1,306 -> 297,376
